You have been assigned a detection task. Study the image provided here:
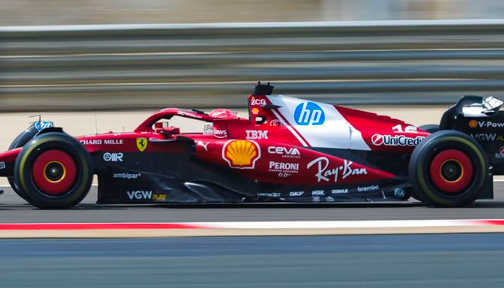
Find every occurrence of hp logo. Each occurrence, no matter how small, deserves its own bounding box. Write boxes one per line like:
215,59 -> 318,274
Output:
34,121 -> 54,131
294,102 -> 325,125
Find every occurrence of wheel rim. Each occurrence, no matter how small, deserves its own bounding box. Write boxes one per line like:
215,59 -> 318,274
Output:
429,149 -> 474,193
32,150 -> 77,195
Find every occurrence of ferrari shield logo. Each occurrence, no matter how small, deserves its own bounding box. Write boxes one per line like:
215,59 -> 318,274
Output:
136,137 -> 148,152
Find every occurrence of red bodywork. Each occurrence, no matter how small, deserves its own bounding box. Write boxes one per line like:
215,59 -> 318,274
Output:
0,94 -> 428,185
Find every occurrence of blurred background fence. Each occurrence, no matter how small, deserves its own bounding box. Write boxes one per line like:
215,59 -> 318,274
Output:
2,19 -> 504,111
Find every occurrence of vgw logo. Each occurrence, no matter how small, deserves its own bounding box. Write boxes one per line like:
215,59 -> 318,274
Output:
294,102 -> 325,125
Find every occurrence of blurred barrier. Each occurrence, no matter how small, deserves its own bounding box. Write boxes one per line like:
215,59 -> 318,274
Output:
2,20 -> 504,111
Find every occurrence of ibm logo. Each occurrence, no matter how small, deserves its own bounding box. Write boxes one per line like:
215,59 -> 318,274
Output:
294,102 -> 325,125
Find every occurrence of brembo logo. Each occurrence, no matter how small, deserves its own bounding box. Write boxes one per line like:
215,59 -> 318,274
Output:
371,134 -> 425,147
294,102 -> 325,125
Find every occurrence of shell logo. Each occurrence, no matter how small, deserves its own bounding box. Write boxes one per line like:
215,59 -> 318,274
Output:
222,140 -> 261,169
468,120 -> 478,128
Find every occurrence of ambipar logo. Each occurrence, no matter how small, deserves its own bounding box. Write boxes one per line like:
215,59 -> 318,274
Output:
294,102 -> 325,125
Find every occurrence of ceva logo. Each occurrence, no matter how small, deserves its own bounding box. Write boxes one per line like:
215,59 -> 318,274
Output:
294,102 -> 325,125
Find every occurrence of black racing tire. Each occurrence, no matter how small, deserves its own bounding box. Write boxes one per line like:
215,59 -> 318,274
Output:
14,132 -> 93,209
409,130 -> 488,207
419,124 -> 439,133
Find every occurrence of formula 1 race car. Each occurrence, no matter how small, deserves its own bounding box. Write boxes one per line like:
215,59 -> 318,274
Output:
0,83 -> 503,209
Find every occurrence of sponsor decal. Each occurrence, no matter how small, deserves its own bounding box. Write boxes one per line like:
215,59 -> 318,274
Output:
312,190 -> 325,196
222,140 -> 261,169
153,194 -> 167,201
294,102 -> 325,125
136,137 -> 148,152
34,121 -> 53,131
246,130 -> 268,140
81,139 -> 101,145
113,172 -> 141,180
82,139 -> 124,145
357,185 -> 380,193
495,146 -> 504,159
393,187 -> 406,198
177,110 -> 204,119
269,161 -> 299,172
103,152 -> 123,162
267,146 -> 301,158
470,133 -> 504,142
470,120 -> 504,128
127,190 -> 152,200
270,119 -> 281,127
371,134 -> 425,147
307,157 -> 367,183
104,139 -> 123,145
251,98 -> 267,106
289,191 -> 304,197
469,120 -> 478,128
251,108 -> 259,115
312,196 -> 321,202
126,191 -> 166,201
331,188 -> 348,194
0,162 -> 5,170
257,192 -> 281,197
197,141 -> 210,151
213,129 -> 228,139
203,123 -> 214,135
326,196 -> 335,202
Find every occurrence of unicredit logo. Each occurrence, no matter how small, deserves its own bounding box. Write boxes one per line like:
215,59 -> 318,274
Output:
371,134 -> 425,147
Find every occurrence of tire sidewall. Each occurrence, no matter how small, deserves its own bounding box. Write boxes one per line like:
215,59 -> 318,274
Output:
409,130 -> 487,207
14,133 -> 93,209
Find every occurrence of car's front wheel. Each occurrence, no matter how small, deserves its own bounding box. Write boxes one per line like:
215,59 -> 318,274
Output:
14,132 -> 93,209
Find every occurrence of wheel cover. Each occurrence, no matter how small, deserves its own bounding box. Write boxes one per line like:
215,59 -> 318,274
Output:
429,149 -> 473,193
32,150 -> 77,195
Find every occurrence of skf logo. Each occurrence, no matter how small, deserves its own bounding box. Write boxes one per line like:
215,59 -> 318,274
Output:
222,140 -> 261,169
294,102 -> 325,125
136,137 -> 148,152
469,120 -> 478,128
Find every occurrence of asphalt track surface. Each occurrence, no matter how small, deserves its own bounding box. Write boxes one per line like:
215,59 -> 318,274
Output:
1,181 -> 504,223
1,234 -> 504,288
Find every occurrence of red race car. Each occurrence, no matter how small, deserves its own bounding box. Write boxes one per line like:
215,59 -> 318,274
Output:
0,83 -> 501,209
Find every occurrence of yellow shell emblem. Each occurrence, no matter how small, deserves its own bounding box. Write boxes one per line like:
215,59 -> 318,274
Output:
468,120 -> 478,128
223,140 -> 260,169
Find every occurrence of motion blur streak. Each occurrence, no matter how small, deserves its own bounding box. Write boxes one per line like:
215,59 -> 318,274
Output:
3,20 -> 504,111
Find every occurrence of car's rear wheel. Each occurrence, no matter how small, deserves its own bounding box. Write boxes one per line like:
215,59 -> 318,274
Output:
14,132 -> 93,209
409,130 -> 487,207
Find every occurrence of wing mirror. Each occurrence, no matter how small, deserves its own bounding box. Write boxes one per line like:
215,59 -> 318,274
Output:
154,122 -> 180,136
